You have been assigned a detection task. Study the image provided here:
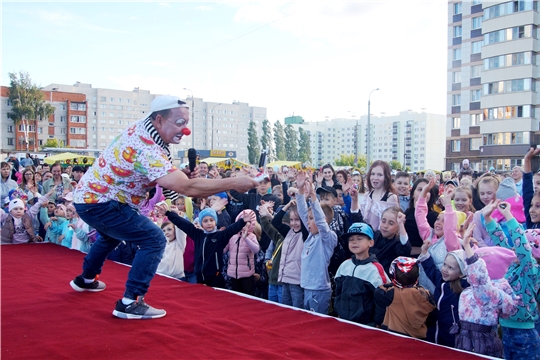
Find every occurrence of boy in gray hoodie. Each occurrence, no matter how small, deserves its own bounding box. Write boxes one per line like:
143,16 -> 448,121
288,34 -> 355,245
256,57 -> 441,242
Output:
296,171 -> 337,314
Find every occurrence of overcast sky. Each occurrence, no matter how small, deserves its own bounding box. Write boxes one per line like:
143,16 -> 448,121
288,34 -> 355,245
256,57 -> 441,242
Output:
2,0 -> 448,122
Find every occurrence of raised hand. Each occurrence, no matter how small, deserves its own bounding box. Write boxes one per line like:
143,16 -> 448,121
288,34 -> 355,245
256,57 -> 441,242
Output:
482,199 -> 500,221
420,239 -> 432,256
296,171 -> 307,191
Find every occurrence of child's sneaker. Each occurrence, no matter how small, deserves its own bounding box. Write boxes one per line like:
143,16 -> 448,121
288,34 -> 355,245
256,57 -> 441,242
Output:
112,297 -> 166,319
70,275 -> 106,292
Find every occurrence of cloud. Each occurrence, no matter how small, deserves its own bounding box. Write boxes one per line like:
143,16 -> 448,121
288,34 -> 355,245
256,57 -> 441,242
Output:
33,8 -> 132,34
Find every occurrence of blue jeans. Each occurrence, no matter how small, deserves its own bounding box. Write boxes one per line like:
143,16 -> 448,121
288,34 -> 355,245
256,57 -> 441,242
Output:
304,288 -> 331,315
181,271 -> 197,284
74,201 -> 166,299
282,283 -> 304,308
502,326 -> 540,360
268,284 -> 283,303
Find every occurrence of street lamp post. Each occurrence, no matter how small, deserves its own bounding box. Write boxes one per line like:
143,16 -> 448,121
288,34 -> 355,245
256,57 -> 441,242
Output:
366,88 -> 380,168
211,103 -> 222,150
183,88 -> 194,148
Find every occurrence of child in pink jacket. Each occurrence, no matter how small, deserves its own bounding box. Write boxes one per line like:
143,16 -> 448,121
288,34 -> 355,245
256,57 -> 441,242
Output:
415,179 -> 464,293
224,209 -> 260,296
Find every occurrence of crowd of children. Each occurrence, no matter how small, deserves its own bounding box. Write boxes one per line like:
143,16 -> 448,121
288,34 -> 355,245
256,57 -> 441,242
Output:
2,153 -> 540,359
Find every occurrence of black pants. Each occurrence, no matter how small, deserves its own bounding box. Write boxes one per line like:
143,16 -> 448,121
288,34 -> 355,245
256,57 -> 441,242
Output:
231,275 -> 255,296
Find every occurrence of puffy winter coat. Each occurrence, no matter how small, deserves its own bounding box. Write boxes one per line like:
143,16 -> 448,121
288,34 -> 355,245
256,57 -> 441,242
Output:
224,210 -> 260,279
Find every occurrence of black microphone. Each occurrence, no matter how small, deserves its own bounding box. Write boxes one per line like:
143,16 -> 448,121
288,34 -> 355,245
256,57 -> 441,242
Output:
188,148 -> 197,172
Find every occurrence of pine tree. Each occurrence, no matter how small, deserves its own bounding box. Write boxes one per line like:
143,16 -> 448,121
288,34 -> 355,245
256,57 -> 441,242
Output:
7,71 -> 55,151
284,124 -> 299,161
260,119 -> 274,161
273,120 -> 286,161
298,127 -> 311,164
247,120 -> 260,165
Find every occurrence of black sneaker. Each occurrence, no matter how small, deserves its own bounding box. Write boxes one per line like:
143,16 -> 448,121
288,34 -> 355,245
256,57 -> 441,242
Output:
70,275 -> 106,292
112,297 -> 166,320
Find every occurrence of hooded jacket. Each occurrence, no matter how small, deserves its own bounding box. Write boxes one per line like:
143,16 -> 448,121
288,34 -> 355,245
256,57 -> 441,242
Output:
224,210 -> 260,279
334,254 -> 390,324
374,284 -> 436,338
166,210 -> 246,283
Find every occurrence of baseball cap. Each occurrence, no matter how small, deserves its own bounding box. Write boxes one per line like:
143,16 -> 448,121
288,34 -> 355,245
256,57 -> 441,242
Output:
72,165 -> 84,173
316,186 -> 338,198
444,179 -> 458,187
342,222 -> 374,241
150,95 -> 189,115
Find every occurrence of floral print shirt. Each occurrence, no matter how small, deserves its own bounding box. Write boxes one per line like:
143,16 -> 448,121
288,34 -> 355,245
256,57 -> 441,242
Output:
73,119 -> 176,208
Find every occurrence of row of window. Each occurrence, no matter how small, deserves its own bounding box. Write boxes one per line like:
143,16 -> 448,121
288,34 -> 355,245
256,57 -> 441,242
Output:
452,91 -> 482,105
451,65 -> 482,82
452,114 -> 484,128
484,52 -> 534,70
451,138 -> 483,152
484,25 -> 535,44
483,0 -> 537,20
453,0 -> 482,15
483,105 -> 533,119
483,131 -> 529,145
453,21 -> 483,37
96,97 -> 134,104
483,78 -> 535,94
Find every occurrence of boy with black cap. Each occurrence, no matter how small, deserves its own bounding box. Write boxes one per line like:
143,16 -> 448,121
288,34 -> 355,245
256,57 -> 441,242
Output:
334,222 -> 390,325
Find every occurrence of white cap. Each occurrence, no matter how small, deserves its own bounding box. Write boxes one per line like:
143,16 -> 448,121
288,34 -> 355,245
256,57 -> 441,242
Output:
9,199 -> 25,212
150,95 -> 189,114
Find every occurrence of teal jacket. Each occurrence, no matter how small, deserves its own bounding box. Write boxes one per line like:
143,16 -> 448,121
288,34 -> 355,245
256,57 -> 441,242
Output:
486,218 -> 539,329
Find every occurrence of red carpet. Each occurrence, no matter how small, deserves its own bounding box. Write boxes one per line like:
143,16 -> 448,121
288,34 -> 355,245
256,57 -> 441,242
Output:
2,244 -> 483,359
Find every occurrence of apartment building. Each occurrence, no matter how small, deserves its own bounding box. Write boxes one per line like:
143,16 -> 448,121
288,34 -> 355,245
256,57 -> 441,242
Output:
289,111 -> 446,172
36,83 -> 266,162
1,86 -> 88,151
446,0 -> 540,172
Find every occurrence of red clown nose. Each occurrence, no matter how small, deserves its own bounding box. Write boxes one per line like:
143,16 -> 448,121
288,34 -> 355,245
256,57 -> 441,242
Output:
181,128 -> 191,136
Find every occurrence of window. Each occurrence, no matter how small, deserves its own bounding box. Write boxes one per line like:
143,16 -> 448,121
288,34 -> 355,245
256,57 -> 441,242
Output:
471,40 -> 483,54
110,97 -> 115,102
116,106 -> 123,110
471,65 -> 482,78
60,104 -> 66,110
472,16 -> 483,30
109,105 -> 115,109
100,97 -> 106,101
60,116 -> 66,122
452,117 -> 461,128
70,102 -> 86,111
109,113 -> 115,117
469,138 -> 482,150
7,138 -> 14,146
452,94 -> 461,106
69,127 -> 86,134
471,89 -> 482,102
100,112 -> 106,117
118,98 -> 122,103
471,113 -> 483,125
70,116 -> 86,123
7,125 -> 13,133
452,140 -> 461,152
453,26 -> 462,38
453,48 -> 462,60
453,2 -> 462,14
452,71 -> 461,83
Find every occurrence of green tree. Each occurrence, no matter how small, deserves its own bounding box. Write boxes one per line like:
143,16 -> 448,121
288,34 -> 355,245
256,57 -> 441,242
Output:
298,127 -> 311,164
247,120 -> 260,165
273,120 -> 286,161
41,138 -> 62,150
335,154 -> 367,169
284,124 -> 299,161
7,72 -> 55,151
389,160 -> 403,171
260,119 -> 274,161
